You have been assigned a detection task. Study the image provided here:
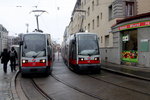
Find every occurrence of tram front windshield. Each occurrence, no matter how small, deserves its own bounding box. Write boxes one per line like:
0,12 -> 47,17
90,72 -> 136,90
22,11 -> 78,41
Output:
78,34 -> 99,55
22,34 -> 46,58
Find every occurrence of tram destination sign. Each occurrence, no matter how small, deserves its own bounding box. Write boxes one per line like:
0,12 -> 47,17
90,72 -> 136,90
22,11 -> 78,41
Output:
118,21 -> 150,31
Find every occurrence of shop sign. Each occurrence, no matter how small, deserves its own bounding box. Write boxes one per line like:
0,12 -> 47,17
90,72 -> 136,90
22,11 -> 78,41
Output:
122,35 -> 129,41
118,21 -> 150,31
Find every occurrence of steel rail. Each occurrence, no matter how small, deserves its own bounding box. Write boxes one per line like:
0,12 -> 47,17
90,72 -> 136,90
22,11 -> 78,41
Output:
88,74 -> 150,96
51,73 -> 103,100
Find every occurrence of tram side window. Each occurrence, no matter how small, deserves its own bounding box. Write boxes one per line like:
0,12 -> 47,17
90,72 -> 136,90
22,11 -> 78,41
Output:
72,42 -> 76,60
47,40 -> 52,58
47,40 -> 49,45
69,40 -> 76,60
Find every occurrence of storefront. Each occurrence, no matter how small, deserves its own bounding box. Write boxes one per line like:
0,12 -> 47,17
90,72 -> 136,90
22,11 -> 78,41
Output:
111,12 -> 150,67
121,29 -> 138,63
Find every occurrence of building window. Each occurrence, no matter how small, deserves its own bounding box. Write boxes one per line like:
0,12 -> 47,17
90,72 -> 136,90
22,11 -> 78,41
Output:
96,0 -> 99,6
125,2 -> 135,17
84,0 -> 86,5
81,2 -> 83,9
92,1 -> 94,11
92,19 -> 95,30
105,35 -> 109,47
100,12 -> 102,19
97,16 -> 99,27
109,5 -> 113,20
101,36 -> 103,43
87,7 -> 90,16
78,24 -> 80,30
88,23 -> 90,32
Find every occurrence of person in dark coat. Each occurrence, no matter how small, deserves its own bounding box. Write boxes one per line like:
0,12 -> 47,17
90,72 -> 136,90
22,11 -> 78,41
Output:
0,48 -> 10,73
9,47 -> 18,72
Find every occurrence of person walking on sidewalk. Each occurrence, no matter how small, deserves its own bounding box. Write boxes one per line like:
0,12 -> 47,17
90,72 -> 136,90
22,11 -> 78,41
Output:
9,47 -> 18,72
0,48 -> 10,73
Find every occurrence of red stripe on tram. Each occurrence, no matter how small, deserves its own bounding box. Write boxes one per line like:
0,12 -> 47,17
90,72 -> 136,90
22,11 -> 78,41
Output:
22,62 -> 46,67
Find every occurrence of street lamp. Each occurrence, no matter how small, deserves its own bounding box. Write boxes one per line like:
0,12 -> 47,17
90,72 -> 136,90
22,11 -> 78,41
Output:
30,10 -> 47,32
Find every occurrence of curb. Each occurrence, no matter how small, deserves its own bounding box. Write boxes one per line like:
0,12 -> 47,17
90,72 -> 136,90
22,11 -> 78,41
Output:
11,70 -> 20,100
101,65 -> 150,81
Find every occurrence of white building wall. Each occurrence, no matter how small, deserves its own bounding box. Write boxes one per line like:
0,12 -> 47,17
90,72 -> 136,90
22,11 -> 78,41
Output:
137,0 -> 150,14
80,0 -> 115,47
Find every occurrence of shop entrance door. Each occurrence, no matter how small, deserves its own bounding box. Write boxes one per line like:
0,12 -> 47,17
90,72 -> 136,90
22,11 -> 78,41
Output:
122,29 -> 138,63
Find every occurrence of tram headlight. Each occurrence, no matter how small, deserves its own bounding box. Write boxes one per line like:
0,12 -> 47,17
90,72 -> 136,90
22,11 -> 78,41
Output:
22,60 -> 28,63
40,59 -> 46,63
94,57 -> 99,61
79,58 -> 84,61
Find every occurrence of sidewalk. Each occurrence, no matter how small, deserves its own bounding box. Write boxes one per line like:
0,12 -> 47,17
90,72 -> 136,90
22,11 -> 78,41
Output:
0,61 -> 18,100
101,61 -> 150,81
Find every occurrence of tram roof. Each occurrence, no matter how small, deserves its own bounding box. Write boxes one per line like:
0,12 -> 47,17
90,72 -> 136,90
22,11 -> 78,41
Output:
73,32 -> 98,36
22,32 -> 51,35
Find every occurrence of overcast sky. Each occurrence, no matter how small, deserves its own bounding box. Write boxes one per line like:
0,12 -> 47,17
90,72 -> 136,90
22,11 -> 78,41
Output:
0,0 -> 76,43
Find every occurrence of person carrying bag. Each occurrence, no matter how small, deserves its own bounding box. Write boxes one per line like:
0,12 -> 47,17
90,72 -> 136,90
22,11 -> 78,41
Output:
9,47 -> 18,72
0,48 -> 10,73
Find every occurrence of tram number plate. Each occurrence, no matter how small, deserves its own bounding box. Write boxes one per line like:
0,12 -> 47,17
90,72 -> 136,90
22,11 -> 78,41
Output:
32,63 -> 36,66
87,60 -> 91,63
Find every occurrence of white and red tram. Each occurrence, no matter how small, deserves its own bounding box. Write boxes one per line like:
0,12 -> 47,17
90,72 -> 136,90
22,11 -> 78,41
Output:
62,32 -> 101,73
19,32 -> 53,76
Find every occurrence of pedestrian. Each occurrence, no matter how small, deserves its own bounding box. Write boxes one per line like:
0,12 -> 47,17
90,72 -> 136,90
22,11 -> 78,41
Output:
9,47 -> 18,72
0,48 -> 10,73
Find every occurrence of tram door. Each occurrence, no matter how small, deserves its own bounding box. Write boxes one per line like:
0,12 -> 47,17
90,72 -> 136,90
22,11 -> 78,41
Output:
69,40 -> 76,65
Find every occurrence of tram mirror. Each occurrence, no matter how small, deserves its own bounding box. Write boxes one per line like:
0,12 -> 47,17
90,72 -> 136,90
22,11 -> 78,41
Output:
72,40 -> 75,44
19,41 -> 23,45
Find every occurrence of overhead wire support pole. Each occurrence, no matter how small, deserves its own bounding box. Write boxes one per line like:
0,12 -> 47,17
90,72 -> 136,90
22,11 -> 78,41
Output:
30,10 -> 48,32
73,9 -> 86,32
35,15 -> 40,30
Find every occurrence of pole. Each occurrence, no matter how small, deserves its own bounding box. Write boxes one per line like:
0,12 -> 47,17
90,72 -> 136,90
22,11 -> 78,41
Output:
30,10 -> 47,32
26,23 -> 29,33
74,10 -> 86,32
36,15 -> 39,31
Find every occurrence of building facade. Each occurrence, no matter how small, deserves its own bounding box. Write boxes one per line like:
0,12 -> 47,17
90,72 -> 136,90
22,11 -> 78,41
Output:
66,0 -> 150,67
0,24 -> 8,54
112,13 -> 150,67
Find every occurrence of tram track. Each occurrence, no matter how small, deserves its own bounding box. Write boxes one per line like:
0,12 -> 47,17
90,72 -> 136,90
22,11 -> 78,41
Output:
15,73 -> 53,100
50,58 -> 150,100
88,74 -> 150,96
51,73 -> 103,100
30,78 -> 54,100
14,69 -> 150,100
16,73 -> 102,100
51,69 -> 150,100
